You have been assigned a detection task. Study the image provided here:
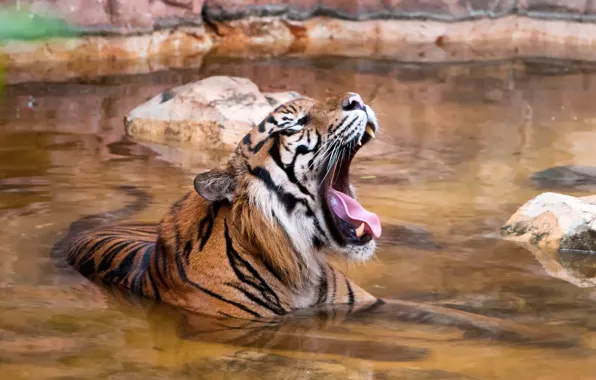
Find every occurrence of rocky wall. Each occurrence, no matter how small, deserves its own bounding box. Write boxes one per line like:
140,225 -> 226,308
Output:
7,0 -> 596,33
4,0 -> 596,83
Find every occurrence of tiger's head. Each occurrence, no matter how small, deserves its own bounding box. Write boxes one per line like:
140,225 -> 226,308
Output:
194,93 -> 381,287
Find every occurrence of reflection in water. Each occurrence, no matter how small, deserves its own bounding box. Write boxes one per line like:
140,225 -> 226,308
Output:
1,58 -> 596,379
98,282 -> 577,359
523,243 -> 596,288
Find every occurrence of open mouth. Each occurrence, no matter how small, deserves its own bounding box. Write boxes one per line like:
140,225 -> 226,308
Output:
321,122 -> 382,245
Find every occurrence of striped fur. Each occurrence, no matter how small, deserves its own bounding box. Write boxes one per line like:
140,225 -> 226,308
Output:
63,93 -> 383,319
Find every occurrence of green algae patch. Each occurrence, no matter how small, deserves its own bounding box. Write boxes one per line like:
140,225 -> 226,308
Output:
0,8 -> 79,41
0,7 -> 80,96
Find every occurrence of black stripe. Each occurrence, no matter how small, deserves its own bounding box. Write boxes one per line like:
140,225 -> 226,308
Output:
261,256 -> 285,284
282,142 -> 292,153
311,213 -> 328,243
77,250 -> 97,278
183,240 -> 193,264
147,272 -> 162,301
173,245 -> 262,318
226,283 -> 283,316
74,236 -> 111,264
269,134 -> 314,199
130,243 -> 152,293
198,202 -> 220,251
317,269 -> 328,304
153,239 -> 169,287
267,115 -> 278,125
139,244 -> 161,301
248,165 -> 307,214
345,278 -> 355,305
102,242 -> 142,285
333,116 -> 357,138
252,139 -> 267,154
243,130 -> 269,154
330,268 -> 337,302
73,236 -> 113,274
306,131 -> 322,170
330,115 -> 349,133
224,222 -> 285,315
96,240 -> 133,274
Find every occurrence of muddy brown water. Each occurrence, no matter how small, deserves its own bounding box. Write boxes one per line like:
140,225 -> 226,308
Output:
1,57 -> 596,379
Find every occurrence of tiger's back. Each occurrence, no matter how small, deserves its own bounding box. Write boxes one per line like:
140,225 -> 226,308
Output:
66,223 -> 159,297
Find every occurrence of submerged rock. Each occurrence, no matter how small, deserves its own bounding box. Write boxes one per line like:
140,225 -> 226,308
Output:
501,192 -> 596,253
124,76 -> 301,150
530,166 -> 596,191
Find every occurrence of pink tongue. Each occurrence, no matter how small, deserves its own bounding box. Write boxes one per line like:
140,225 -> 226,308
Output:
327,188 -> 382,238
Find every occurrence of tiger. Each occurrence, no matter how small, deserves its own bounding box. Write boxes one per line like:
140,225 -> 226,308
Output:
53,92 -> 577,348
61,92 -> 384,319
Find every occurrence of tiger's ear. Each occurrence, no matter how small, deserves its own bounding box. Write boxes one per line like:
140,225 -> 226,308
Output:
193,169 -> 236,202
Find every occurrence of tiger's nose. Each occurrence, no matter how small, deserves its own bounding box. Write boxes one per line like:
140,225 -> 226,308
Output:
341,93 -> 365,112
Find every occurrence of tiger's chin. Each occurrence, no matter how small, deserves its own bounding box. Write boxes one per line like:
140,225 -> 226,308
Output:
319,121 -> 381,263
342,239 -> 377,262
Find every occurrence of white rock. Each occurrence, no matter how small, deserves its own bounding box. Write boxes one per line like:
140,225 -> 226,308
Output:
124,76 -> 301,151
501,192 -> 596,252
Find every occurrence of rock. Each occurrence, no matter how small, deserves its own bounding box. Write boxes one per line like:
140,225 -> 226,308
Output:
124,76 -> 302,150
518,0 -> 588,20
208,16 -> 298,58
10,14 -> 596,82
530,166 -> 596,191
203,0 -> 515,21
2,26 -> 213,75
500,192 -> 596,253
3,0 -> 205,34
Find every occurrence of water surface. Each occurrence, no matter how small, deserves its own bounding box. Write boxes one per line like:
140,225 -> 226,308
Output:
1,58 -> 596,379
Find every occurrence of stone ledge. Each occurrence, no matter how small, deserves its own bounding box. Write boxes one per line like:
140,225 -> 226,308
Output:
5,14 -> 596,84
9,0 -> 596,35
202,0 -> 517,22
0,0 -> 205,35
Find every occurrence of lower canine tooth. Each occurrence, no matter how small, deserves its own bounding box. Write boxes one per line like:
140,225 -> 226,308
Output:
357,140 -> 362,146
355,223 -> 365,237
365,125 -> 376,139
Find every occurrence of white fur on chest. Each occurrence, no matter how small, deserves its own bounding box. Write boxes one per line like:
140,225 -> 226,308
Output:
291,287 -> 317,309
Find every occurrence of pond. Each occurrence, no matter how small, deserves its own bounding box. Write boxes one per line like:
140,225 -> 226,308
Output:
1,57 -> 596,379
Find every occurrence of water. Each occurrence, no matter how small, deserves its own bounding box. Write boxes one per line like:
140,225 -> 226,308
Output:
1,57 -> 596,379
